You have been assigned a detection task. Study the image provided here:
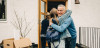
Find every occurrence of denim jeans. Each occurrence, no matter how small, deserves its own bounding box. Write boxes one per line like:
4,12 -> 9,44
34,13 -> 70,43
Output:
70,37 -> 76,48
41,37 -> 51,48
65,37 -> 71,48
41,37 -> 46,48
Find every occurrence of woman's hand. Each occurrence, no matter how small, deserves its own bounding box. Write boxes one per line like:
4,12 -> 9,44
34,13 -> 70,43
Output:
49,18 -> 53,26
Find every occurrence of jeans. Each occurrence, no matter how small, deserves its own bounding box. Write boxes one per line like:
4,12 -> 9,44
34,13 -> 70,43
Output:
65,37 -> 71,48
70,37 -> 76,48
41,37 -> 51,48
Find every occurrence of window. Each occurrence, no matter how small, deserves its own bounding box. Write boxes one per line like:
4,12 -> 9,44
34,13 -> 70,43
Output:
41,1 -> 46,13
0,0 -> 6,21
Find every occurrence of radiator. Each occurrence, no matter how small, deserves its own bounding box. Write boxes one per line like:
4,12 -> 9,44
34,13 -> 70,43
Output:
79,27 -> 100,48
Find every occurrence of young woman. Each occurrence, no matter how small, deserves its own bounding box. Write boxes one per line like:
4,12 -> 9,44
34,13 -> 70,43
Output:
41,12 -> 51,48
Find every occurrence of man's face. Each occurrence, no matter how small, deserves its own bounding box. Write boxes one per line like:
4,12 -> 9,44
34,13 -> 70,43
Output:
57,7 -> 66,17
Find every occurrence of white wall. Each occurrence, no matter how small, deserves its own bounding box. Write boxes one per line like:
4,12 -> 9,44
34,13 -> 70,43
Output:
68,0 -> 100,43
1,0 -> 100,45
0,0 -> 38,44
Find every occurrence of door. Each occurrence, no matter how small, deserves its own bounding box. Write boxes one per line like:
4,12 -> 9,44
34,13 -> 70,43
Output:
38,0 -> 47,48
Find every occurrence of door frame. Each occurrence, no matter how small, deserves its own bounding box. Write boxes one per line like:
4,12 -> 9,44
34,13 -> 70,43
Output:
38,0 -> 47,48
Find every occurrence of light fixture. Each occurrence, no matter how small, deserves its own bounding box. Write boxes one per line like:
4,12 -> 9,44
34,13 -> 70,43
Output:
75,0 -> 80,4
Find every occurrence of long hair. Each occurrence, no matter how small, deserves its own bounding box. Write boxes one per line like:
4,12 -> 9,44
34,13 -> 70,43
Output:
50,8 -> 59,24
50,13 -> 59,24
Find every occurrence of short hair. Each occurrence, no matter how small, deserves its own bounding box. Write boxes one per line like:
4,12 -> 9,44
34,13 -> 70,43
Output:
57,4 -> 65,10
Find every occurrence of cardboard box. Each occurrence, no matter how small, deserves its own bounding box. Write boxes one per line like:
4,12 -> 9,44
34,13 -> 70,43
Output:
3,38 -> 14,48
3,38 -> 32,48
14,38 -> 32,48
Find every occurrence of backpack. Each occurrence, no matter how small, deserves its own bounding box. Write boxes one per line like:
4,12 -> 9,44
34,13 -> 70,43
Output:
46,26 -> 60,42
46,26 -> 60,48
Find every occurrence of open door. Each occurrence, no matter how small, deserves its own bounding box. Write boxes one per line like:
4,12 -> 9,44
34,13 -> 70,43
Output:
38,0 -> 47,48
38,0 -> 68,48
48,0 -> 68,12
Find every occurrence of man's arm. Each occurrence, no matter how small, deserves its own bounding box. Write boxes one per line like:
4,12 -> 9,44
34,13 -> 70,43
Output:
51,17 -> 72,32
58,9 -> 72,21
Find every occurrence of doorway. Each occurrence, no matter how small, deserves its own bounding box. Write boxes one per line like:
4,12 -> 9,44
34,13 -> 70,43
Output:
48,1 -> 65,12
38,0 -> 68,48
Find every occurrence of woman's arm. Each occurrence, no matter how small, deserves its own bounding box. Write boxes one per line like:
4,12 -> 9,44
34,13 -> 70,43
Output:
51,17 -> 72,32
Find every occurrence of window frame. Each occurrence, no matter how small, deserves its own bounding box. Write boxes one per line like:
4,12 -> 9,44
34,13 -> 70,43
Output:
0,0 -> 7,21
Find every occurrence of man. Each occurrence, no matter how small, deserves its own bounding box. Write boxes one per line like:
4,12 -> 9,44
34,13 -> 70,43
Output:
49,4 -> 77,48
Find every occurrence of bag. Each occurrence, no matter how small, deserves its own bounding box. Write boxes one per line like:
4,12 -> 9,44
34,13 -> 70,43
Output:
46,26 -> 60,42
46,19 -> 60,48
46,26 -> 60,48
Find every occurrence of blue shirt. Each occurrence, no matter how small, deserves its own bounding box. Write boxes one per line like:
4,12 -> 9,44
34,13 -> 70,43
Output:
51,10 -> 77,39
